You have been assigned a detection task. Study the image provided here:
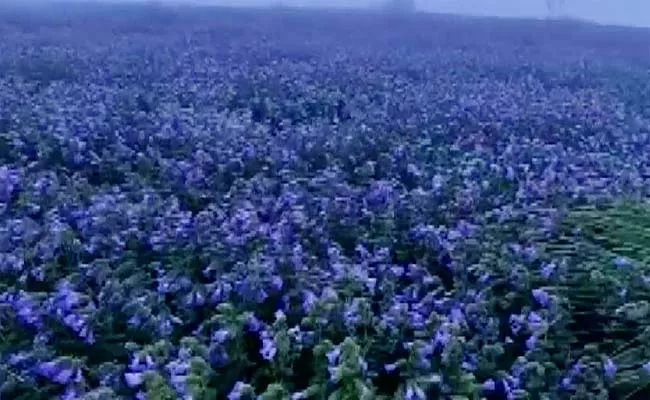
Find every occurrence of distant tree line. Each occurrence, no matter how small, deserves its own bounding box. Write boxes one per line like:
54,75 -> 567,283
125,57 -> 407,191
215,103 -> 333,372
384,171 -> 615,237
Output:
381,0 -> 416,13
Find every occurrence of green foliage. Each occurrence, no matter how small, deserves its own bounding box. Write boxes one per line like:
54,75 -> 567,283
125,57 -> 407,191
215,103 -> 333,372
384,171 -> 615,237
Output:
143,371 -> 177,400
542,201 -> 650,398
80,387 -> 119,400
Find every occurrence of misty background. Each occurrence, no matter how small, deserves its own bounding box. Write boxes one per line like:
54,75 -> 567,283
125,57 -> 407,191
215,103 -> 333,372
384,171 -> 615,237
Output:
8,0 -> 650,28
113,0 -> 650,28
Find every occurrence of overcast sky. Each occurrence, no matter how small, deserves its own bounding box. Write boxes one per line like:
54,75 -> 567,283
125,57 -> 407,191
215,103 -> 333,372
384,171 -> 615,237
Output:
166,0 -> 650,27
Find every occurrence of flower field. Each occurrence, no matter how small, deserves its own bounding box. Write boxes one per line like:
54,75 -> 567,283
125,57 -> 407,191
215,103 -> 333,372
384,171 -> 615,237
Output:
1,3 -> 650,399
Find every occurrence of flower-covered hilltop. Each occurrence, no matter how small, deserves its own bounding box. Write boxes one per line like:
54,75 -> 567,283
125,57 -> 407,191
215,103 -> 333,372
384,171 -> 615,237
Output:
1,3 -> 650,399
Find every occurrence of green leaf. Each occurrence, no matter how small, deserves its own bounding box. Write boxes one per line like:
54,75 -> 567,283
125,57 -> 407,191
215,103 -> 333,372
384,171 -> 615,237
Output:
259,383 -> 289,400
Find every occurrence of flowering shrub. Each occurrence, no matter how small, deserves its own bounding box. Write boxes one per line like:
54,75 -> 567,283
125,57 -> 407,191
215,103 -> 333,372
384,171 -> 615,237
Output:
1,3 -> 650,400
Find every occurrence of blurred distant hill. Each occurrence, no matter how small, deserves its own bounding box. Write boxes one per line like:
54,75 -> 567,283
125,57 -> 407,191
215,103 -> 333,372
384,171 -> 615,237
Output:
1,0 -> 649,28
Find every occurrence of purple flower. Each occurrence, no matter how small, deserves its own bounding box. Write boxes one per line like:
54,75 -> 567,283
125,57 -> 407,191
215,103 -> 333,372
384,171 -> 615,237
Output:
212,328 -> 230,344
560,376 -> 573,390
124,372 -> 145,388
450,306 -> 465,325
365,180 -> 394,208
208,281 -> 232,304
63,313 -> 85,331
433,327 -> 451,349
432,174 -> 445,192
60,386 -> 79,400
321,287 -> 338,302
384,362 -> 398,372
270,275 -> 283,291
532,288 -> 551,307
540,262 -> 556,279
523,245 -> 537,261
184,290 -> 205,308
166,359 -> 190,393
525,335 -> 537,351
407,311 -> 425,330
128,354 -> 155,373
291,391 -> 308,400
604,358 -> 617,379
169,373 -> 189,395
8,352 -> 30,367
527,311 -> 546,333
326,346 -> 340,366
53,280 -> 81,311
157,316 -> 174,337
227,381 -> 253,400
260,331 -> 277,361
613,256 -> 631,268
245,314 -> 262,332
503,379 -> 514,400
36,360 -> 77,385
167,358 -> 190,375
570,362 -> 584,375
302,290 -> 317,313
405,384 -> 426,400
11,291 -> 42,328
509,314 -> 525,335
0,166 -> 20,202
478,272 -> 491,283
482,378 -> 496,392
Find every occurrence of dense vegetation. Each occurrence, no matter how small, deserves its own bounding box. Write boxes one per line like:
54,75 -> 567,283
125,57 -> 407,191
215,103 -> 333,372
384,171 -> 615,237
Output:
1,3 -> 650,399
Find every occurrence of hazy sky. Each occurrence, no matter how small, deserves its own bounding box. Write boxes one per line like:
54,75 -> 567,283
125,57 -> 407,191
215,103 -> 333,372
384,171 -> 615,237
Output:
419,0 -> 650,27
31,0 -> 650,28
168,0 -> 650,28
